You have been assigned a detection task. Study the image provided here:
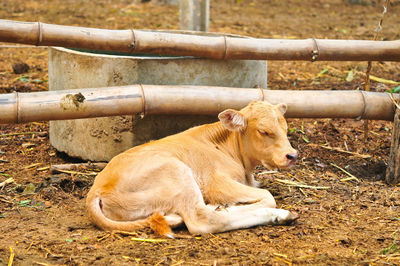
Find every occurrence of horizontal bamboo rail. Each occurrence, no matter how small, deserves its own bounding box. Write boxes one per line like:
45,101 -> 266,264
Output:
0,85 -> 397,124
1,19 -> 400,61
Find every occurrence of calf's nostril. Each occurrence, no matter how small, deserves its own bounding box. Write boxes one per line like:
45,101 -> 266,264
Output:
286,153 -> 298,161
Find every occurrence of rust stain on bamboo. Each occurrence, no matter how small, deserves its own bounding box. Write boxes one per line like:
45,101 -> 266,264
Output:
60,92 -> 86,111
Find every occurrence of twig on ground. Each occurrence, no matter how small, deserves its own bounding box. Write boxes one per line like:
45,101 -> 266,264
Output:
171,260 -> 185,266
131,237 -> 168,243
97,233 -> 111,242
299,188 -> 308,197
273,253 -> 293,265
0,177 -> 14,188
36,166 -> 50,171
0,132 -> 41,137
52,169 -> 98,176
330,163 -> 360,182
0,195 -> 13,204
309,144 -> 371,159
8,246 -> 14,266
310,143 -> 369,158
24,163 -> 42,169
389,93 -> 400,109
40,245 -> 63,258
258,170 -> 279,175
50,163 -> 107,174
275,179 -> 330,190
26,241 -> 36,252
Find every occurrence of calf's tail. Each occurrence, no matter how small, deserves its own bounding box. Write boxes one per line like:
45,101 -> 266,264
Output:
86,193 -> 173,238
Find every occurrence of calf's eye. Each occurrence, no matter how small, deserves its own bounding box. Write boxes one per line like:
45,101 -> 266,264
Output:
258,130 -> 269,136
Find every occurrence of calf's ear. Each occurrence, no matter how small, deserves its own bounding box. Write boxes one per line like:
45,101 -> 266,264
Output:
277,103 -> 288,115
218,109 -> 246,131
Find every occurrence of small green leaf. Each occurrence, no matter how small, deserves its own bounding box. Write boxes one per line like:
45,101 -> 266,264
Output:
33,202 -> 44,207
65,239 -> 74,242
393,85 -> 400,93
302,136 -> 310,143
18,199 -> 31,207
345,70 -> 354,82
317,68 -> 328,77
0,214 -> 5,218
17,75 -> 30,83
380,242 -> 398,255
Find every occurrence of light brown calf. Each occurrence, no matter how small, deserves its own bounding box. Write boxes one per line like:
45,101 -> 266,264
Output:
86,101 -> 298,236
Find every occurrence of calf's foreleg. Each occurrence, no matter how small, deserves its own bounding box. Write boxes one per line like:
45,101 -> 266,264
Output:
182,202 -> 297,234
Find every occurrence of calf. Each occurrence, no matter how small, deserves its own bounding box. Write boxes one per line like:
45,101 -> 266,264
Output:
86,101 -> 298,236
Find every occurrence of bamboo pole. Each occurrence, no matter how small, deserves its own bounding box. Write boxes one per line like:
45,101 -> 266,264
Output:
0,85 -> 397,124
1,19 -> 400,61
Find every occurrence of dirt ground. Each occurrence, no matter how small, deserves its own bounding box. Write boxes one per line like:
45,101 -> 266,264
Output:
1,0 -> 400,265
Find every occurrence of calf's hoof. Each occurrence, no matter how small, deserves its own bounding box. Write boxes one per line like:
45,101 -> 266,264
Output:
280,211 -> 299,225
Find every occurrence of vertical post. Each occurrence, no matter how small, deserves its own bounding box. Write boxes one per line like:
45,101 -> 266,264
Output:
157,0 -> 179,5
386,108 -> 400,184
180,0 -> 210,32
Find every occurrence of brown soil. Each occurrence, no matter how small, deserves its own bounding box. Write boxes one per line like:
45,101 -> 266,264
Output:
1,0 -> 400,265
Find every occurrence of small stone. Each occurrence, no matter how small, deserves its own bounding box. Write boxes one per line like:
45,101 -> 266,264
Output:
12,62 -> 30,74
22,183 -> 36,195
37,132 -> 48,137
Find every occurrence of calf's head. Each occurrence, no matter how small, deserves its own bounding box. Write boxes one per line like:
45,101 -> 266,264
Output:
218,101 -> 298,170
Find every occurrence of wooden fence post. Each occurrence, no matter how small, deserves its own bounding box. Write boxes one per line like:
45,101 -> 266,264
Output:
386,107 -> 400,184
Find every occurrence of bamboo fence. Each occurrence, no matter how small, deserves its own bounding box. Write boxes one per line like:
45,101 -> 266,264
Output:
1,19 -> 400,61
0,85 -> 397,124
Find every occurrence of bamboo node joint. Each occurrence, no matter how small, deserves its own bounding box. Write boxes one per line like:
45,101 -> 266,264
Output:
310,38 -> 319,62
138,84 -> 146,118
356,90 -> 368,120
130,29 -> 136,51
36,22 -> 43,46
222,35 -> 228,60
14,91 -> 20,123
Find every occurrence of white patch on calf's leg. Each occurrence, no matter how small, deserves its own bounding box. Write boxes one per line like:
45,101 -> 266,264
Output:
222,206 -> 297,230
183,202 -> 297,234
164,214 -> 184,228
